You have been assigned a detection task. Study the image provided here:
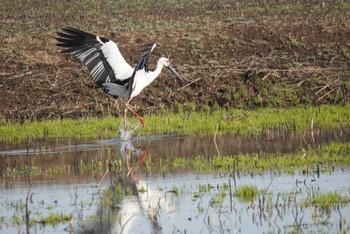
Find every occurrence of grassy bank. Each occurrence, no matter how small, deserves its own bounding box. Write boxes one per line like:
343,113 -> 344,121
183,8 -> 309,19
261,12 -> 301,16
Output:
0,105 -> 349,144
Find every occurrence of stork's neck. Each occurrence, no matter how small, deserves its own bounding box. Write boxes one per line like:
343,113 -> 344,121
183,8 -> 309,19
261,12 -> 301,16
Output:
145,58 -> 165,84
129,58 -> 166,101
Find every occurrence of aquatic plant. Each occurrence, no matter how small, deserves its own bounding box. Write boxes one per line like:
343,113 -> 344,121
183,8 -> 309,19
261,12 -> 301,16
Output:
303,191 -> 350,213
36,213 -> 71,226
210,190 -> 227,206
11,215 -> 22,225
167,186 -> 181,197
100,188 -> 112,206
233,185 -> 259,202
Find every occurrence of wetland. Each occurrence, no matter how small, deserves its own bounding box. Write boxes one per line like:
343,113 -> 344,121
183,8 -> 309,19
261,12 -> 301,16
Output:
1,122 -> 350,233
1,0 -> 350,233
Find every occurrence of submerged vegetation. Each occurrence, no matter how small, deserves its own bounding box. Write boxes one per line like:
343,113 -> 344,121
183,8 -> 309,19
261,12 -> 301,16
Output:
0,105 -> 349,144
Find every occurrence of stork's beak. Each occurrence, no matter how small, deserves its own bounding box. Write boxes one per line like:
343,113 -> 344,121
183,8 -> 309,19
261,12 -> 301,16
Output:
168,64 -> 184,82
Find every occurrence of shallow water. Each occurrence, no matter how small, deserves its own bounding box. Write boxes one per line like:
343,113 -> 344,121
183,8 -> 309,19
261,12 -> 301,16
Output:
0,180 -> 101,233
1,127 -> 348,174
103,169 -> 350,234
1,169 -> 349,233
0,127 -> 349,233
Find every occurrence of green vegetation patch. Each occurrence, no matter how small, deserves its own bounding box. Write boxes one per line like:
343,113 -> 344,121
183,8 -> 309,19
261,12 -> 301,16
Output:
36,213 -> 71,226
303,191 -> 350,213
233,185 -> 260,202
1,105 -> 349,144
2,159 -> 108,179
8,212 -> 71,227
154,142 -> 350,175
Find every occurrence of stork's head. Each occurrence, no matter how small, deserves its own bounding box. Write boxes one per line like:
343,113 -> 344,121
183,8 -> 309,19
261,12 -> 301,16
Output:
158,57 -> 183,82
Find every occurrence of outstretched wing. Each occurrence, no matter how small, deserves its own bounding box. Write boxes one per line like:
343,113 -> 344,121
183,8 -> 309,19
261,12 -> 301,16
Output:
56,27 -> 134,87
128,43 -> 156,89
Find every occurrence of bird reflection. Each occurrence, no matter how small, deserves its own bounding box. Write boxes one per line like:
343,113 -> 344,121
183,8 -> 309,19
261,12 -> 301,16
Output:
120,139 -> 147,183
82,138 -> 148,234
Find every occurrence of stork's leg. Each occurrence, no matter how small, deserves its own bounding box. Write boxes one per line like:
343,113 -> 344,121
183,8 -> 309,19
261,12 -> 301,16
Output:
114,99 -> 127,130
124,102 -> 145,127
123,108 -> 128,131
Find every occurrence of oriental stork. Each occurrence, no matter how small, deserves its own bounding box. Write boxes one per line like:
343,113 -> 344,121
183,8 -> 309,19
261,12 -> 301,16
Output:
56,27 -> 183,130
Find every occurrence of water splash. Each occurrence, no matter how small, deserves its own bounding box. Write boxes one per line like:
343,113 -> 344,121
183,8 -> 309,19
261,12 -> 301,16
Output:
119,120 -> 141,141
120,140 -> 144,159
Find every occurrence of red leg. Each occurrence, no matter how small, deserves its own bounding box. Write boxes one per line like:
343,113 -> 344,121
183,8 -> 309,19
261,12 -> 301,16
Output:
124,144 -> 134,179
124,102 -> 145,127
138,150 -> 147,165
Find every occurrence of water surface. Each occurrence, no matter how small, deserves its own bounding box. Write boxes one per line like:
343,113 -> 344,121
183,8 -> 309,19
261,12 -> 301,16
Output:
0,127 -> 349,233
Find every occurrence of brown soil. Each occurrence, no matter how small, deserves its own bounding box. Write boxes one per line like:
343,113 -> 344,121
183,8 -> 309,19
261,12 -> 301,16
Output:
1,1 -> 349,122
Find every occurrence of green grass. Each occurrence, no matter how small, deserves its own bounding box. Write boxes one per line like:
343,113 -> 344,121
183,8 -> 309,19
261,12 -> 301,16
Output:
152,142 -> 350,175
303,191 -> 350,213
233,185 -> 259,202
36,213 -> 71,226
9,212 -> 71,227
0,105 -> 349,144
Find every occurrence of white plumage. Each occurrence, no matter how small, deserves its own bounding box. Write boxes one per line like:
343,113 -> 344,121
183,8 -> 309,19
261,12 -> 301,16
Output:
100,40 -> 134,80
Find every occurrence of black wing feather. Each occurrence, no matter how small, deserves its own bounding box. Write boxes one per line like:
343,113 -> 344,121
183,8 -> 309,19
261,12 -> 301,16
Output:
56,27 -> 120,87
136,43 -> 155,72
127,43 -> 156,90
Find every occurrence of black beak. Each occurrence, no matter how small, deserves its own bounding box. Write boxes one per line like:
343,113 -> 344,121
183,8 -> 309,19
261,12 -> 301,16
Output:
168,64 -> 184,82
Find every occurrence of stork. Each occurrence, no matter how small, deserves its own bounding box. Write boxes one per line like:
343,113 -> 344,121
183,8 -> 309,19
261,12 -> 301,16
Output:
56,27 -> 183,130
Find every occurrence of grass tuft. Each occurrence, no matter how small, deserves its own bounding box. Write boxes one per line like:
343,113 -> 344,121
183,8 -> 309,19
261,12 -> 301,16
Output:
233,185 -> 259,202
303,191 -> 350,213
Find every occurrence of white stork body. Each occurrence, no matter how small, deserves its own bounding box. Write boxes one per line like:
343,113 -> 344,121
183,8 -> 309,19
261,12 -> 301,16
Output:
130,57 -> 166,100
56,27 -> 183,129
